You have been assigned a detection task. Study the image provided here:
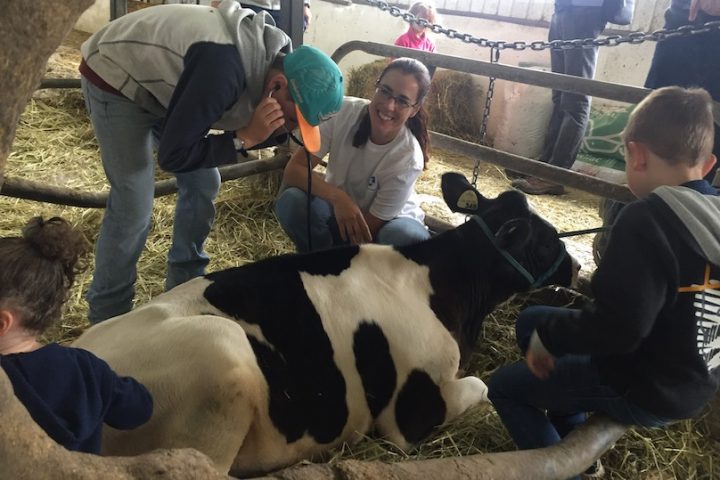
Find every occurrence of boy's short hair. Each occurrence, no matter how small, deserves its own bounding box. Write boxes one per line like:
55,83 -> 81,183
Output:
624,86 -> 715,167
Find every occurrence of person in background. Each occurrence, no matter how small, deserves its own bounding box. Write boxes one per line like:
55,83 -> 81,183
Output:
0,217 -> 153,454
80,0 -> 343,323
490,87 -> 719,480
304,1 -> 311,32
274,58 -> 432,252
214,1 -> 311,32
511,0 -> 629,195
231,0 -> 281,25
394,2 -> 437,54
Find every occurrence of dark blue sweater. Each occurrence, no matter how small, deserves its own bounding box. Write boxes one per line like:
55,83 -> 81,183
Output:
1,343 -> 153,453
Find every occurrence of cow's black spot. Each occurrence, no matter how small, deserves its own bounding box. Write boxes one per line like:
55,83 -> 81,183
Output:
353,322 -> 396,418
204,253 -> 355,444
395,369 -> 446,444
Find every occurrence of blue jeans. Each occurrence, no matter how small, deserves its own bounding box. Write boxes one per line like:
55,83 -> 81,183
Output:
489,306 -> 670,458
82,79 -> 220,323
540,7 -> 607,170
274,187 -> 430,253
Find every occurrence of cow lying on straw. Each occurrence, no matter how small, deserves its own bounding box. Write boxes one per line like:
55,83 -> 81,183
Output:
73,173 -> 578,476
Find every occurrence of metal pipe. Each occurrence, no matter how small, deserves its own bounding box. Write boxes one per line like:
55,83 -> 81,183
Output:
0,154 -> 290,208
431,132 -> 636,203
38,78 -> 81,90
332,40 -> 651,104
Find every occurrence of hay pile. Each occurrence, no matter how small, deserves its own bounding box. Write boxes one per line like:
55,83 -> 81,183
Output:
1,32 -> 717,479
347,60 -> 485,141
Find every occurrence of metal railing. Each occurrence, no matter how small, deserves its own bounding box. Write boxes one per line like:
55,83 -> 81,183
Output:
332,41 -> 640,204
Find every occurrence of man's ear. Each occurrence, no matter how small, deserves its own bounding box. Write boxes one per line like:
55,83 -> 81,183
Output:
264,73 -> 288,97
0,309 -> 17,337
626,141 -> 648,171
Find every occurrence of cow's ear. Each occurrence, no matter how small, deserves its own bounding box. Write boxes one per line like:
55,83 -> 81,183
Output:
495,218 -> 531,249
441,172 -> 486,214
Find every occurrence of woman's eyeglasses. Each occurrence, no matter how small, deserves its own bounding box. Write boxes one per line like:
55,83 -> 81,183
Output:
374,83 -> 418,110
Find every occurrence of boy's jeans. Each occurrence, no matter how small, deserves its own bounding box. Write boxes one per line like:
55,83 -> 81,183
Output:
274,186 -> 430,253
489,306 -> 670,454
82,79 -> 220,323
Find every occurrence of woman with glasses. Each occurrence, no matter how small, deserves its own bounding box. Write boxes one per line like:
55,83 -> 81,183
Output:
275,57 -> 432,252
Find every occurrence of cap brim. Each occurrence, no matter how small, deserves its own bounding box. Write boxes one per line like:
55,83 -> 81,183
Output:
296,105 -> 321,154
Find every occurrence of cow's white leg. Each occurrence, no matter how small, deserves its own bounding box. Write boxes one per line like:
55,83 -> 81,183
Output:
441,376 -> 489,422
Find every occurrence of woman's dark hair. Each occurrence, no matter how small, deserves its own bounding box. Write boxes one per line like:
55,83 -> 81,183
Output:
0,217 -> 89,334
353,57 -> 432,168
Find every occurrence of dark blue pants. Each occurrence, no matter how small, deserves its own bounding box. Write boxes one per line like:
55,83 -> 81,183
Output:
540,7 -> 607,169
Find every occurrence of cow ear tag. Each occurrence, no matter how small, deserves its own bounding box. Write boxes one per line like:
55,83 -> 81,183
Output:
457,190 -> 479,211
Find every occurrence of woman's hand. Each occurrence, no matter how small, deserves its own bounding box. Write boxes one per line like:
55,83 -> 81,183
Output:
333,193 -> 372,245
236,97 -> 285,149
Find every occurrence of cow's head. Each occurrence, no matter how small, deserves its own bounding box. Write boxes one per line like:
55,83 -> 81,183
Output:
441,172 -> 578,293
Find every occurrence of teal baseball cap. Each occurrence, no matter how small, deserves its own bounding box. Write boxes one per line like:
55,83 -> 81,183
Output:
284,45 -> 344,153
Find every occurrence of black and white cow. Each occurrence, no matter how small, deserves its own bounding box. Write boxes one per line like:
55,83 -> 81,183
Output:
73,173 -> 577,476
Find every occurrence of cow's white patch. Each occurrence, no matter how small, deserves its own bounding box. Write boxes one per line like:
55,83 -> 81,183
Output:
300,244 -> 461,441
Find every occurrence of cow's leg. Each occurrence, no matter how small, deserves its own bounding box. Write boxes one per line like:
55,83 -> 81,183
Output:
441,376 -> 489,422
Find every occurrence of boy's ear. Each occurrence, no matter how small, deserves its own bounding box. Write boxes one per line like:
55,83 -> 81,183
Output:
0,309 -> 16,337
626,141 -> 648,171
701,154 -> 718,178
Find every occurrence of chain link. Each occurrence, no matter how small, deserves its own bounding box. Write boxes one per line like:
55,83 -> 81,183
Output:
365,0 -> 720,51
472,47 -> 500,188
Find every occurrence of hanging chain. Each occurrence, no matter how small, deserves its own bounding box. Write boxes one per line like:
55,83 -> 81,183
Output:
472,46 -> 500,188
365,0 -> 720,51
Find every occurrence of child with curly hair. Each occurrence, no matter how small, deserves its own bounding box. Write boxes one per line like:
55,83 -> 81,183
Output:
0,217 -> 153,454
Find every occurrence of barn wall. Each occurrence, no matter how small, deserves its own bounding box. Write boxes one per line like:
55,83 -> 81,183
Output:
71,0 -> 670,153
306,1 -> 666,151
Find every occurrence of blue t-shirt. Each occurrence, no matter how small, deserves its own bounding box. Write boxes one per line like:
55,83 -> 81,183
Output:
1,343 -> 152,453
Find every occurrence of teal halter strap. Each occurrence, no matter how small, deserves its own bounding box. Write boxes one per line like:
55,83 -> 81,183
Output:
471,216 -> 567,289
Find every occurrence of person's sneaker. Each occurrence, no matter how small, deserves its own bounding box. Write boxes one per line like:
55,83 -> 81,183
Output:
581,459 -> 605,479
511,177 -> 565,196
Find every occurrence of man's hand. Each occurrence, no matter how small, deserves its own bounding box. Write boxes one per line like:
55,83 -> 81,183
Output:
526,330 -> 556,379
690,0 -> 720,20
333,192 -> 372,245
236,96 -> 285,149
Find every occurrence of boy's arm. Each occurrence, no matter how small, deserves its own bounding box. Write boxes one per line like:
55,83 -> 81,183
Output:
537,204 -> 669,356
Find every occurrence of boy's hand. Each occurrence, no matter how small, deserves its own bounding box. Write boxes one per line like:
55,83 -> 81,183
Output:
689,0 -> 720,20
526,330 -> 556,379
333,192 -> 372,245
237,97 -> 285,149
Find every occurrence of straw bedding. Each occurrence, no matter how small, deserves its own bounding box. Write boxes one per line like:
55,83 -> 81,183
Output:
0,30 -> 717,479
